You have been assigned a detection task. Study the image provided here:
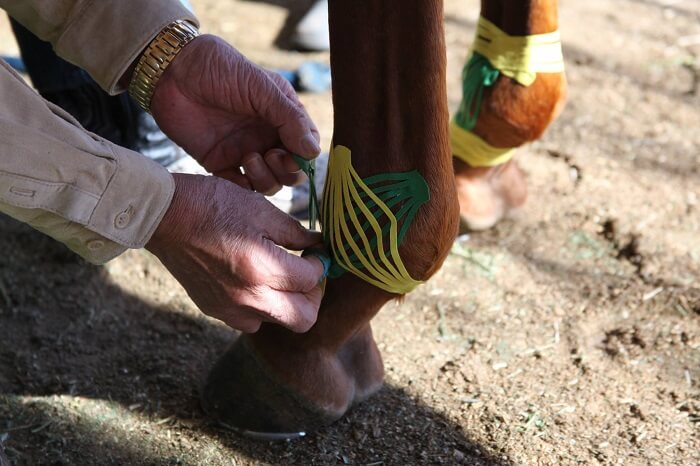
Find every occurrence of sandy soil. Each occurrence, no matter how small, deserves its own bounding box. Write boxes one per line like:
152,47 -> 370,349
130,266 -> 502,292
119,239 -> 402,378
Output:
1,0 -> 699,464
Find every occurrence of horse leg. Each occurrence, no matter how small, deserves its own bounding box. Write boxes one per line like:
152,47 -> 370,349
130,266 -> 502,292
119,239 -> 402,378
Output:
202,0 -> 458,434
455,0 -> 567,230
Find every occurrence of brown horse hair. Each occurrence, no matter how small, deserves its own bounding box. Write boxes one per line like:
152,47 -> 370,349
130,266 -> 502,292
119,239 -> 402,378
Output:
472,0 -> 567,149
202,0 -> 564,432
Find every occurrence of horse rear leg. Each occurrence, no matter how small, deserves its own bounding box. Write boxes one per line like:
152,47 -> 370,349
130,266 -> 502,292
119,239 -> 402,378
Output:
455,0 -> 567,230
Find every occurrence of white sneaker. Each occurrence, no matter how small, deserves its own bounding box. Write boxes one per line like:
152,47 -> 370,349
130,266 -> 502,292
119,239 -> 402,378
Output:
291,0 -> 330,52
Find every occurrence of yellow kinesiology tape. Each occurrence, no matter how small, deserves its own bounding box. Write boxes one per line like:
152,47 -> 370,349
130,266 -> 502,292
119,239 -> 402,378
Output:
450,120 -> 515,167
321,145 -> 428,294
473,16 -> 565,87
450,17 -> 564,166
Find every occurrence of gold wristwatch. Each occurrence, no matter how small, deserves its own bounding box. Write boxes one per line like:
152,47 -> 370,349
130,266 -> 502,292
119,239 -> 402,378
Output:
128,20 -> 200,113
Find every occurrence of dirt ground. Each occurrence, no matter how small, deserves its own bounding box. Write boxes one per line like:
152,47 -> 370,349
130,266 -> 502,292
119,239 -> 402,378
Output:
1,0 -> 699,464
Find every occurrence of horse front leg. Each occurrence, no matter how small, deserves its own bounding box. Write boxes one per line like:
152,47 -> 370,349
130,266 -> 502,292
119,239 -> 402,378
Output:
201,0 -> 458,434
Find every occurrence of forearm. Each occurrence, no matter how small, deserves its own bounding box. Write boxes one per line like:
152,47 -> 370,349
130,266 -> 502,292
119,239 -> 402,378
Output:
0,61 -> 174,263
0,0 -> 198,94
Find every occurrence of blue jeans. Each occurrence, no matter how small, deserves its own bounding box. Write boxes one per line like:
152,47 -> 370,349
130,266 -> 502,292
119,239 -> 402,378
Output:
10,18 -> 93,93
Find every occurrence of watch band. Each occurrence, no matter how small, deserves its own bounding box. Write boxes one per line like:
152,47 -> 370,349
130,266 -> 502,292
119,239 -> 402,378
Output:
128,20 -> 200,113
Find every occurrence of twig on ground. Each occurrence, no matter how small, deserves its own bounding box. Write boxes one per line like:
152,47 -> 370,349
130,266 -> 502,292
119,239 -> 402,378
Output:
0,279 -> 10,307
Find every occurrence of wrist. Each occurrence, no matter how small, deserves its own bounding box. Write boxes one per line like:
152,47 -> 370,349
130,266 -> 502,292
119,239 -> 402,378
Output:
147,173 -> 195,252
127,20 -> 200,113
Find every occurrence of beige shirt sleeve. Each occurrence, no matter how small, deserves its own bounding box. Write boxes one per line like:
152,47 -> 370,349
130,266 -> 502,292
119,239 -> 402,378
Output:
0,0 -> 200,263
1,0 -> 199,94
0,60 -> 174,263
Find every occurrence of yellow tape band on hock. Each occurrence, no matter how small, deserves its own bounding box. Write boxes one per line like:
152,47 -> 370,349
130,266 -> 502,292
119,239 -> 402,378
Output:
451,17 -> 564,164
321,145 -> 429,295
450,120 -> 515,167
473,16 -> 565,87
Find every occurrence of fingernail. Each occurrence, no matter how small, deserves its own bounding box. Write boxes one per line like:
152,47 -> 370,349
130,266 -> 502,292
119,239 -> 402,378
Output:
244,155 -> 265,177
283,155 -> 303,173
300,134 -> 321,156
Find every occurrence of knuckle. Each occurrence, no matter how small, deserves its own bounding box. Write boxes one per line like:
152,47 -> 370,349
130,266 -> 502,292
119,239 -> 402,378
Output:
262,184 -> 282,196
241,320 -> 262,333
290,105 -> 307,121
248,266 -> 270,284
298,271 -> 319,292
275,74 -> 293,92
254,176 -> 276,193
288,217 -> 306,235
234,250 -> 262,283
293,309 -> 316,333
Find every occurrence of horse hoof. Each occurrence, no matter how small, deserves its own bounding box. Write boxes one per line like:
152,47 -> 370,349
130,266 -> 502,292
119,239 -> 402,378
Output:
219,425 -> 307,441
454,159 -> 527,232
201,335 -> 345,434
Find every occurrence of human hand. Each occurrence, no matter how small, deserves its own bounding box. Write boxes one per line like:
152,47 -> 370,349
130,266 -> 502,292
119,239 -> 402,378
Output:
146,174 -> 325,333
149,34 -> 320,194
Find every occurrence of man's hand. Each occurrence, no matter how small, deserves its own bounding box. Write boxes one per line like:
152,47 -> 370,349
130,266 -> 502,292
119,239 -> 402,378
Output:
149,35 -> 320,195
146,174 -> 325,333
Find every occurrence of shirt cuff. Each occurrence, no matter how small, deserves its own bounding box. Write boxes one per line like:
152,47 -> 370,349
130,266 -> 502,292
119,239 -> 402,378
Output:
87,143 -> 175,251
0,59 -> 176,265
0,145 -> 175,265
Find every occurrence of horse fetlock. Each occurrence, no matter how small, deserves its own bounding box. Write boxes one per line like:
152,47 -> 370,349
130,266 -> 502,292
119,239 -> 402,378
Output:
338,325 -> 385,403
202,326 -> 385,434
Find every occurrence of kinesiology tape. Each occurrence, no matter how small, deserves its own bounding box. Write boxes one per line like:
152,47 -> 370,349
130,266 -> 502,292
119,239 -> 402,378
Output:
452,16 -> 564,167
295,146 -> 429,294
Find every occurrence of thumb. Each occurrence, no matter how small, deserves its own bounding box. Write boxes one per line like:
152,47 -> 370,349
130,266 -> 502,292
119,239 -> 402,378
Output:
261,200 -> 322,250
254,70 -> 321,159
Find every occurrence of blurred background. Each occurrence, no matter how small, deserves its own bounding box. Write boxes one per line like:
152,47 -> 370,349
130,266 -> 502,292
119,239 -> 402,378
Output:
0,0 -> 698,464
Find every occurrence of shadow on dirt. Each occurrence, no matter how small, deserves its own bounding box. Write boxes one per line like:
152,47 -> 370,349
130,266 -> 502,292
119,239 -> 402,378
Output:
0,216 -> 511,465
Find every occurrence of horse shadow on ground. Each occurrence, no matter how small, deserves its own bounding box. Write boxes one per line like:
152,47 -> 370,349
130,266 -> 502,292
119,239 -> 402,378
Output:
0,216 -> 510,466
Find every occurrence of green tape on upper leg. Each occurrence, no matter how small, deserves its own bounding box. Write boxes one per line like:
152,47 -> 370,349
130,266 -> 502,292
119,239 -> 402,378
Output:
454,53 -> 500,131
321,145 -> 430,294
294,148 -> 430,294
